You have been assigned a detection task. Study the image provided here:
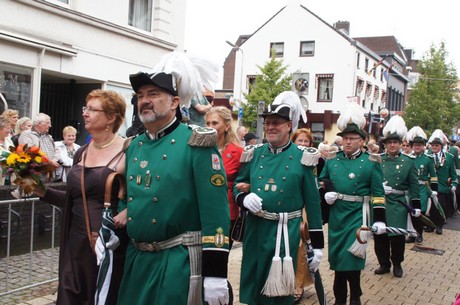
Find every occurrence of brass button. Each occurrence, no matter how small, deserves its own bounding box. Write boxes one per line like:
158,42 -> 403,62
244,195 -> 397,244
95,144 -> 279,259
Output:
151,219 -> 157,224
128,197 -> 133,202
153,197 -> 158,202
128,217 -> 132,222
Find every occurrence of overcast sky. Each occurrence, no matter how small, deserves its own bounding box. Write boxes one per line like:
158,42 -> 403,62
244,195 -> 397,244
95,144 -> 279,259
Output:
184,0 -> 459,88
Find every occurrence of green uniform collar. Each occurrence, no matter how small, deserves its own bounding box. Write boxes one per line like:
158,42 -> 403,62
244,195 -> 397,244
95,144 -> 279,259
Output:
146,117 -> 180,140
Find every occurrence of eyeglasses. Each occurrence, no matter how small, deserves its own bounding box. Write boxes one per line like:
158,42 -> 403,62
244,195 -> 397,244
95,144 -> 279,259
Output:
402,144 -> 410,147
82,106 -> 105,114
343,136 -> 362,142
263,120 -> 289,127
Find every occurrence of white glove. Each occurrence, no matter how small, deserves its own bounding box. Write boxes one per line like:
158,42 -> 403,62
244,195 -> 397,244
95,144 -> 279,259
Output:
324,192 -> 337,205
204,277 -> 229,305
451,186 -> 457,193
372,221 -> 387,235
243,193 -> 263,214
383,181 -> 393,195
95,236 -> 105,266
307,249 -> 323,272
431,190 -> 438,198
411,208 -> 422,217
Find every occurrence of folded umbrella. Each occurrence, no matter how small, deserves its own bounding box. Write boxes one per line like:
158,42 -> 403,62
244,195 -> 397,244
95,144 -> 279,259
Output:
95,172 -> 126,305
300,222 -> 327,305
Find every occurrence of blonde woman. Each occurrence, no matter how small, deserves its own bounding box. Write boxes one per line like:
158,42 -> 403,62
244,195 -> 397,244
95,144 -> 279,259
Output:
55,126 -> 81,182
2,109 -> 19,136
11,117 -> 32,146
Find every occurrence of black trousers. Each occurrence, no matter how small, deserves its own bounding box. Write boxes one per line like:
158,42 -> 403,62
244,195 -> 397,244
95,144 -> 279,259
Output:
374,234 -> 405,267
333,270 -> 362,303
428,196 -> 446,227
438,191 -> 454,218
411,214 -> 424,236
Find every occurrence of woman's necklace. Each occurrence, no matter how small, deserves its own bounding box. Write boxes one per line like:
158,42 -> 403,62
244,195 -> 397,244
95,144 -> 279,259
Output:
92,136 -> 117,150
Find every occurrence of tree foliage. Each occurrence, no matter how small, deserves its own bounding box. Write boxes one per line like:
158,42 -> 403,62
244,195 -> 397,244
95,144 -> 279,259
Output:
241,53 -> 292,128
403,42 -> 460,136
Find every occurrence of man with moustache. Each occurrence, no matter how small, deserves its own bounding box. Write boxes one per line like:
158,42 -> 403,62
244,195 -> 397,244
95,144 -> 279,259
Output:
117,66 -> 230,305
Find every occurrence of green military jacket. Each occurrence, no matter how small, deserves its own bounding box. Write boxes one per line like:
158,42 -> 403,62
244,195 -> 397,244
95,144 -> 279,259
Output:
118,121 -> 230,305
414,153 -> 438,211
234,142 -> 324,305
433,151 -> 458,193
319,150 -> 385,271
381,152 -> 419,231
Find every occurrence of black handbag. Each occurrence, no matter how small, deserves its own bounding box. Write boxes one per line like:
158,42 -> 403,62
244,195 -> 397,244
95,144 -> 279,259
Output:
231,210 -> 247,242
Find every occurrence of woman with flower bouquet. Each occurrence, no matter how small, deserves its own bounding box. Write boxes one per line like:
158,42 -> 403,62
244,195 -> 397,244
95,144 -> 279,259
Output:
0,117 -> 18,185
32,89 -> 129,305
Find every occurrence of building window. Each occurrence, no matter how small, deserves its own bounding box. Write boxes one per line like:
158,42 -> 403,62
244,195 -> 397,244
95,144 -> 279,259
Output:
356,53 -> 361,69
316,74 -> 334,102
129,0 -> 153,31
311,122 -> 324,143
270,42 -> 284,58
364,58 -> 369,74
380,67 -> 384,82
0,63 -> 32,115
299,41 -> 315,57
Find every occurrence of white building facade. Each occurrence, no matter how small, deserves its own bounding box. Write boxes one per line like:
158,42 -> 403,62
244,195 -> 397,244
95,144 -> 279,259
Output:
0,0 -> 185,142
225,0 -> 397,142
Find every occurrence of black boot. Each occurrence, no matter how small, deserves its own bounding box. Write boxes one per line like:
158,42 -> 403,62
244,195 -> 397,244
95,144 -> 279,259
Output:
350,299 -> 362,305
393,265 -> 403,278
374,265 -> 391,275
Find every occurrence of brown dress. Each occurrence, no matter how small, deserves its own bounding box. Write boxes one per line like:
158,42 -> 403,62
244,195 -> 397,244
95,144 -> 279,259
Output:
43,145 -> 128,305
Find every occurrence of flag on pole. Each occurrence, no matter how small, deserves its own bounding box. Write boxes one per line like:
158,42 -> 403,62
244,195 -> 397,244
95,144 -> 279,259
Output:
383,63 -> 395,81
367,55 -> 388,76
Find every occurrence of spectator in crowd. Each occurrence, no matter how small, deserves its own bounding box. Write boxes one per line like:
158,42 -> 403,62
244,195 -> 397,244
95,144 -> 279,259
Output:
401,138 -> 413,155
205,106 -> 244,250
19,113 -> 60,169
2,109 -> 19,137
366,139 -> 380,154
243,132 -> 259,146
11,117 -> 32,146
234,91 -> 324,305
0,117 -> 14,185
118,54 -> 230,305
290,127 -> 319,303
189,88 -> 214,126
331,135 -> 343,151
236,125 -> 248,146
55,126 -> 81,182
33,90 -> 128,305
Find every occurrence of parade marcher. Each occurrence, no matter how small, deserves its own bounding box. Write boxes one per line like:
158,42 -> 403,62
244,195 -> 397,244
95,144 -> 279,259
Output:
234,91 -> 324,305
404,126 -> 438,243
374,115 -> 420,278
117,51 -> 230,305
319,102 -> 386,305
427,129 -> 458,233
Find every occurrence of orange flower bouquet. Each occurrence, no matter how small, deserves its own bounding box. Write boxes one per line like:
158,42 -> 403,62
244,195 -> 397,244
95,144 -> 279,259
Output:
0,144 -> 56,195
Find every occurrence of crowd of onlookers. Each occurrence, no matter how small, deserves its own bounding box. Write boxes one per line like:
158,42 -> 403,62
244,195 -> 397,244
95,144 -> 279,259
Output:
0,109 -> 80,186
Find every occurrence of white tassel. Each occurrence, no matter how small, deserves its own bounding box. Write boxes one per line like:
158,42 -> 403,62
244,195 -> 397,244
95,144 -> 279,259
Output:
347,229 -> 371,259
261,257 -> 285,296
281,213 -> 295,295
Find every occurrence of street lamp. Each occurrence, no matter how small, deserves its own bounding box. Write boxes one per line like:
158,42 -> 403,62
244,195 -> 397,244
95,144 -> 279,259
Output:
226,40 -> 244,125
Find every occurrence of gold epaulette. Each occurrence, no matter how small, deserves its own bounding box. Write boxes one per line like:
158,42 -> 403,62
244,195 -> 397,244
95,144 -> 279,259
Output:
187,125 -> 217,147
298,146 -> 320,166
122,135 -> 136,152
240,144 -> 264,163
368,152 -> 382,163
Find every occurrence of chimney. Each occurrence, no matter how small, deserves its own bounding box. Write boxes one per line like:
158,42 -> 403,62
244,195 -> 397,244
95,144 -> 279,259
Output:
334,21 -> 350,35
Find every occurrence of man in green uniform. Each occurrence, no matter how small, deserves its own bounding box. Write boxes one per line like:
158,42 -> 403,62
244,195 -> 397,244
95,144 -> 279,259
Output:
117,69 -> 230,305
320,107 -> 386,305
234,92 -> 324,305
427,130 -> 458,233
405,126 -> 438,243
374,116 -> 420,278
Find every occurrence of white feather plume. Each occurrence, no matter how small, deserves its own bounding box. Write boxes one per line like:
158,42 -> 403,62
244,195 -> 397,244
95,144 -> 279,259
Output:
272,91 -> 307,131
428,129 -> 448,144
188,55 -> 219,92
336,102 -> 366,131
382,115 -> 407,139
152,51 -> 216,108
405,126 -> 427,142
